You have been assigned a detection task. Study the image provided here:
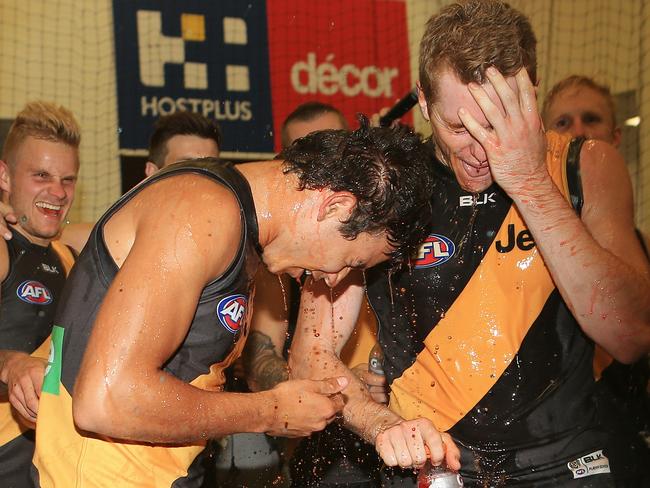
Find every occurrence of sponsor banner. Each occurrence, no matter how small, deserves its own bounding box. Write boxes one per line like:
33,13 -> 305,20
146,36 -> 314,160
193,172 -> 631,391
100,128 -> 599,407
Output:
113,1 -> 411,156
113,0 -> 274,155
267,0 -> 412,150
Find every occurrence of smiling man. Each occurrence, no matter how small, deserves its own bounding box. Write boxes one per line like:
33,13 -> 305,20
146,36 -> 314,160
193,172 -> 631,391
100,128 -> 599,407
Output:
290,1 -> 650,487
29,117 -> 439,488
0,101 -> 79,488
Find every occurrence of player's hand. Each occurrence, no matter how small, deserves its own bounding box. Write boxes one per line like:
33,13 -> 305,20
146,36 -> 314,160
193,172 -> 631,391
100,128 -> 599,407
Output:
458,67 -> 548,198
266,376 -> 348,437
0,352 -> 46,425
370,107 -> 391,128
375,417 -> 461,470
351,363 -> 388,404
0,202 -> 17,240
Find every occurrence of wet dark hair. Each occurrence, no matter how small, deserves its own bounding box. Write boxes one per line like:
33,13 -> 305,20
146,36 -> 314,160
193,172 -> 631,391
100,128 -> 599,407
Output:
148,111 -> 222,168
277,115 -> 434,266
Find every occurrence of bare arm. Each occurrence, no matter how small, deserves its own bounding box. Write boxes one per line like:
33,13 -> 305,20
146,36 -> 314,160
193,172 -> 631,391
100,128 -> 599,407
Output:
290,272 -> 460,469
243,267 -> 290,391
513,142 -> 649,362
72,176 -> 345,443
459,68 -> 650,363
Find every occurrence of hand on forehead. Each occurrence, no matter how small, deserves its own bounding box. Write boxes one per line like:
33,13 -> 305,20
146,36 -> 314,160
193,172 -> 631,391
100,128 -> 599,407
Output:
472,68 -> 524,118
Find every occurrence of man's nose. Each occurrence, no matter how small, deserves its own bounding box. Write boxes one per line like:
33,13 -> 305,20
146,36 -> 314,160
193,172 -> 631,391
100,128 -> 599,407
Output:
571,118 -> 586,138
48,180 -> 67,199
324,268 -> 352,288
470,141 -> 487,163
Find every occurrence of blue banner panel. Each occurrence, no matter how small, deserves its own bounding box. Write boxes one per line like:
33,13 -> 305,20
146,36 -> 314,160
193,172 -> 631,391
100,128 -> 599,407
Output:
113,0 -> 274,155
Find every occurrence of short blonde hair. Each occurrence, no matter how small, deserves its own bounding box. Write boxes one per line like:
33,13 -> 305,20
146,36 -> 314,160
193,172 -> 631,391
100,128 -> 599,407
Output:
419,0 -> 537,104
2,101 -> 80,163
542,75 -> 617,128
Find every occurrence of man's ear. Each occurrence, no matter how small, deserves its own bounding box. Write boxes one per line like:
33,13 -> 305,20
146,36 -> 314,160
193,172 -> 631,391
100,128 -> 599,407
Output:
317,191 -> 357,223
416,82 -> 431,121
144,161 -> 159,178
0,160 -> 11,193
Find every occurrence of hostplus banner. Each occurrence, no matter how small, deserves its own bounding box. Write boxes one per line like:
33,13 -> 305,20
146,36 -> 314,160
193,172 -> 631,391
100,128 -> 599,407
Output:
113,0 -> 411,157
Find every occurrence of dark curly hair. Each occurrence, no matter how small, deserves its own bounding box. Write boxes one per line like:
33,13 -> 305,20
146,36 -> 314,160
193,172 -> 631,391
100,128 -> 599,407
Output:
277,115 -> 434,266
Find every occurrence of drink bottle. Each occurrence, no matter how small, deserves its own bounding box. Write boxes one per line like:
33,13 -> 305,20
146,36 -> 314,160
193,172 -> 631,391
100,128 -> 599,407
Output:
368,342 -> 384,375
417,461 -> 464,488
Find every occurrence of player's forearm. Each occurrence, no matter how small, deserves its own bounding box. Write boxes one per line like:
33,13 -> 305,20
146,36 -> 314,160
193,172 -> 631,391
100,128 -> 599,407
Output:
513,177 -> 650,361
242,330 -> 289,391
73,369 -> 277,443
289,344 -> 399,444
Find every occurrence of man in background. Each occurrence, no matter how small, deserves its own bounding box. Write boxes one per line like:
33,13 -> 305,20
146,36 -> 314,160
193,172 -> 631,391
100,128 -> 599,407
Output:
542,75 -> 621,148
58,110 -> 223,253
541,75 -> 650,254
143,110 -> 221,177
542,73 -> 649,448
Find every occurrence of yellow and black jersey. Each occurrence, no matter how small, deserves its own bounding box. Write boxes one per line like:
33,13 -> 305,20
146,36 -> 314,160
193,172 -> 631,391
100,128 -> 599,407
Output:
32,161 -> 260,488
0,232 -> 75,488
366,133 -> 645,485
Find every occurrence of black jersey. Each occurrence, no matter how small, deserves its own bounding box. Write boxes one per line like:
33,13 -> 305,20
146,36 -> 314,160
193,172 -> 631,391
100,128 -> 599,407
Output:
0,229 -> 72,352
366,133 -> 646,486
32,160 -> 261,488
0,229 -> 75,488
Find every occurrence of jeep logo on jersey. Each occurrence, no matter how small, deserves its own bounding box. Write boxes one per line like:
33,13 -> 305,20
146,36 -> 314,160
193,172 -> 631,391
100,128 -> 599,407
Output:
411,234 -> 456,268
16,280 -> 53,305
217,294 -> 248,333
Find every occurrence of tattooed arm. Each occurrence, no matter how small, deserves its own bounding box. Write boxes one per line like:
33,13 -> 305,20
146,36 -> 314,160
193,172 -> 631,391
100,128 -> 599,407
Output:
243,330 -> 289,391
243,267 -> 291,391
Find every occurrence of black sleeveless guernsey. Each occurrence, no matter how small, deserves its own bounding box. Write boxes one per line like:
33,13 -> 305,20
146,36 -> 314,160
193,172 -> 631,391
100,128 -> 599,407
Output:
32,160 -> 261,488
367,133 -> 646,486
0,229 -> 75,488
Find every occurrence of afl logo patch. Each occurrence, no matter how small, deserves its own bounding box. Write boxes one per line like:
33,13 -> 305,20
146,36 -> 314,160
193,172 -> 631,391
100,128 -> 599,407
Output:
216,294 -> 248,333
16,280 -> 53,305
411,234 -> 456,268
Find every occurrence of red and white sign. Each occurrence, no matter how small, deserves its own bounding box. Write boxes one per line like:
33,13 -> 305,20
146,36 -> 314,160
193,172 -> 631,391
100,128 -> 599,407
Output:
267,0 -> 412,150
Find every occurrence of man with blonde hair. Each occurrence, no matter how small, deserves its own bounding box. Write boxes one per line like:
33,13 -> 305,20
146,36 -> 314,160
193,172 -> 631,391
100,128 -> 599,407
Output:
542,75 -> 621,148
0,101 -> 79,488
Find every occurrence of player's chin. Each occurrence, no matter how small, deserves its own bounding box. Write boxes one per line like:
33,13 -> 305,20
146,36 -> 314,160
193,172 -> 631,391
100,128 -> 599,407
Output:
32,226 -> 63,241
459,172 -> 493,193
